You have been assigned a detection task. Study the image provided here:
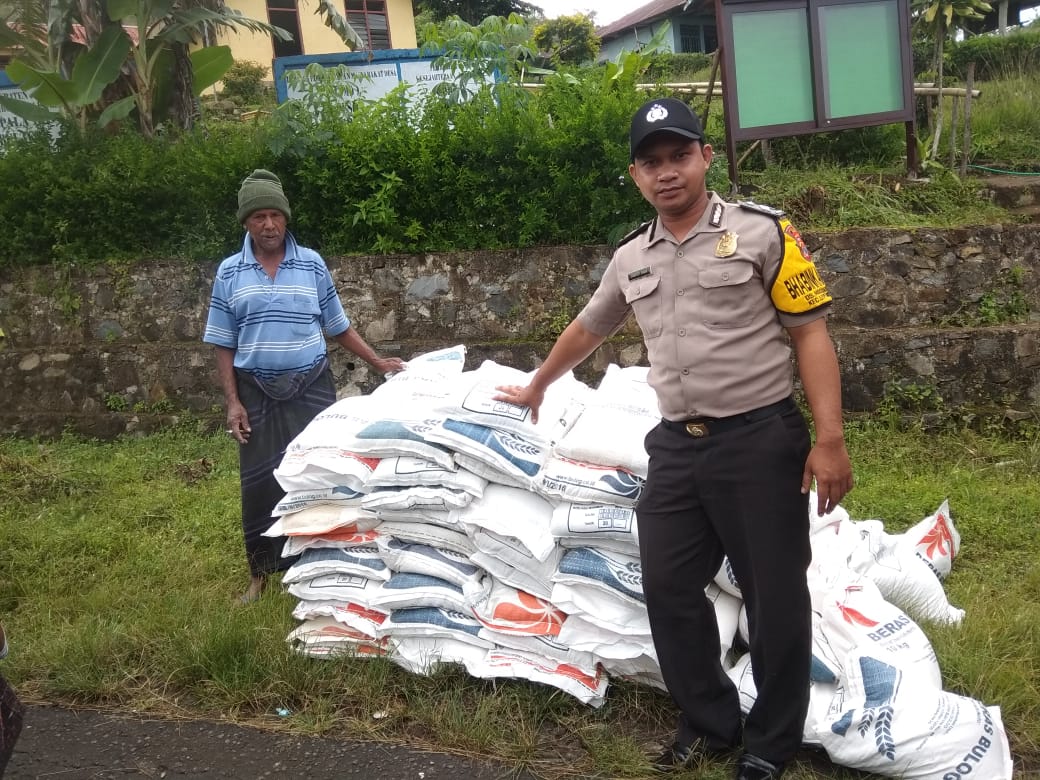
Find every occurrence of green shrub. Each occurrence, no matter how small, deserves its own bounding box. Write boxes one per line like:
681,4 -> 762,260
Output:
644,52 -> 714,82
282,75 -> 655,255
220,60 -> 270,104
949,28 -> 1040,80
0,121 -> 272,268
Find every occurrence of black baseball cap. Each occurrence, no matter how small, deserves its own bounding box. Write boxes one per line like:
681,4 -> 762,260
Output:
629,98 -> 704,160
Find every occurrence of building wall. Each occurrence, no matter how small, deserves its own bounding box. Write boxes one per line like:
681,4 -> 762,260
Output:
600,12 -> 715,62
216,0 -> 417,74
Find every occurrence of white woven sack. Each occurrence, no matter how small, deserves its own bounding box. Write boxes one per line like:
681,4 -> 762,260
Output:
273,486 -> 364,516
282,394 -> 382,453
452,484 -> 557,562
848,527 -> 966,625
552,547 -> 645,608
291,599 -> 388,637
426,420 -> 549,487
379,606 -> 492,648
468,551 -> 555,602
274,448 -> 380,492
468,528 -> 561,601
808,656 -> 1013,780
377,520 -> 475,557
895,499 -> 960,581
556,612 -> 654,658
371,345 -> 467,400
264,505 -> 381,537
478,630 -> 598,670
431,361 -> 588,446
368,572 -> 472,614
464,578 -> 568,638
448,452 -> 527,489
553,364 -> 660,477
464,648 -> 609,707
713,557 -> 742,598
285,572 -> 382,604
550,502 -> 640,549
286,616 -> 389,658
361,485 -> 475,512
536,456 -> 644,507
389,635 -> 489,676
375,537 -> 484,588
281,528 -> 384,558
550,580 -> 651,636
346,418 -> 456,470
816,572 -> 942,689
283,546 -> 391,583
368,455 -> 487,497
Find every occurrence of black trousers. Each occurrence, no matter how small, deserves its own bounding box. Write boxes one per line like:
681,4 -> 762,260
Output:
637,400 -> 812,764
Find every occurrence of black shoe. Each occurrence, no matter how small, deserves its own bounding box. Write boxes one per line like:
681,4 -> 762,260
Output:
734,752 -> 785,780
652,739 -> 731,773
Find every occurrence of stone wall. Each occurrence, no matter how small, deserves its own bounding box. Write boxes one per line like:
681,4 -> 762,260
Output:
1,224 -> 1038,438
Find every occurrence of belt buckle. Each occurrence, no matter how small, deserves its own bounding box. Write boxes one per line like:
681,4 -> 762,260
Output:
684,421 -> 708,438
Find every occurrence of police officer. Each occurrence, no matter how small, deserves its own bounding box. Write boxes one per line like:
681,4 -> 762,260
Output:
495,98 -> 853,780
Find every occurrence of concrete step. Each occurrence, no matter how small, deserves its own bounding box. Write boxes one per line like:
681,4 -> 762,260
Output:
1010,203 -> 1040,223
969,173 -> 1040,209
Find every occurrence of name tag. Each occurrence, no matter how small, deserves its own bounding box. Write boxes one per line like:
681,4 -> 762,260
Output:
628,267 -> 651,281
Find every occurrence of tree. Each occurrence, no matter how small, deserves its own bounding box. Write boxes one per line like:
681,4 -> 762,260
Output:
419,12 -> 540,101
0,0 -> 365,135
912,0 -> 992,163
531,13 -> 599,65
415,0 -> 541,25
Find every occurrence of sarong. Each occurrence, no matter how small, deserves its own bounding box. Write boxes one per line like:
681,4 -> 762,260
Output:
0,673 -> 23,775
236,360 -> 337,576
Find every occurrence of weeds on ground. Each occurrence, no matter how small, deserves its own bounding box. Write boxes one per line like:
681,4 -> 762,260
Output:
0,425 -> 1038,778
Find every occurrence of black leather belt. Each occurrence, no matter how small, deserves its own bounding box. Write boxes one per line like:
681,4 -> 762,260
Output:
662,397 -> 796,438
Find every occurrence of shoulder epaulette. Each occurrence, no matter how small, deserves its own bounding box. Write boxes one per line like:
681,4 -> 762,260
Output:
738,200 -> 785,218
615,219 -> 653,249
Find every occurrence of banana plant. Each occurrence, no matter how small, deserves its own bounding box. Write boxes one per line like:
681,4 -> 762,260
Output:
0,0 -> 290,135
0,21 -> 128,129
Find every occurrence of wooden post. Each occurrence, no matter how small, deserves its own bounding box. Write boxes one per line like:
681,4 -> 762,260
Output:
949,95 -> 959,170
701,50 -> 721,128
906,120 -> 920,178
960,62 -> 976,178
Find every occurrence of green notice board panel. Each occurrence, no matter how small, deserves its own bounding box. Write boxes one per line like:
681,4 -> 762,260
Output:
731,9 -> 814,129
819,0 -> 904,119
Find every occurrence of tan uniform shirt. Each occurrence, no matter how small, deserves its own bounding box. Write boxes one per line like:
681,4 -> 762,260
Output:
578,192 -> 832,420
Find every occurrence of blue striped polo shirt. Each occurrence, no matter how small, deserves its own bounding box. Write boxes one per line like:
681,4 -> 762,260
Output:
203,233 -> 350,380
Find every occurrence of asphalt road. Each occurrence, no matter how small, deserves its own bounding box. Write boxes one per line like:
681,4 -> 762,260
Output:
5,704 -> 537,780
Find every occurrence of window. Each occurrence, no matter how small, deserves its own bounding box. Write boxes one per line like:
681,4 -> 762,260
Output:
267,0 -> 303,58
346,0 -> 391,50
680,23 -> 718,53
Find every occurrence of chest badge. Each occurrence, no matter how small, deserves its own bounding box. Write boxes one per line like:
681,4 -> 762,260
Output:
715,231 -> 738,257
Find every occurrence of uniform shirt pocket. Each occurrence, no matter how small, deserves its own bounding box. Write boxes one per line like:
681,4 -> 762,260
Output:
623,275 -> 663,339
697,261 -> 757,329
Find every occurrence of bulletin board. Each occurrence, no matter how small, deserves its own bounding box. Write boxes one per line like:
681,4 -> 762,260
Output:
715,0 -> 917,180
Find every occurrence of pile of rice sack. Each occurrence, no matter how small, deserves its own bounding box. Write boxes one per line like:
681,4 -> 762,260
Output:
267,345 -> 1013,780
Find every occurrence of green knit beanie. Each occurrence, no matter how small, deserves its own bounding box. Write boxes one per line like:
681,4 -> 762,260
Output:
236,169 -> 291,223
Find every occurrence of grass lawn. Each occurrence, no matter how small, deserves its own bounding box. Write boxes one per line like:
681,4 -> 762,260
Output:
0,420 -> 1038,779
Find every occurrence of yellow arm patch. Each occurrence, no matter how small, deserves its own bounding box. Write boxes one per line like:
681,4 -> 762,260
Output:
770,219 -> 832,313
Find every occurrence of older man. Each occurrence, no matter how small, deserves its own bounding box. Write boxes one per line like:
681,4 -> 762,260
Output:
204,169 -> 404,604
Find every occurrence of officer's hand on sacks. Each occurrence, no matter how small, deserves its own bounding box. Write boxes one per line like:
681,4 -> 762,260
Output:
494,384 -> 545,424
